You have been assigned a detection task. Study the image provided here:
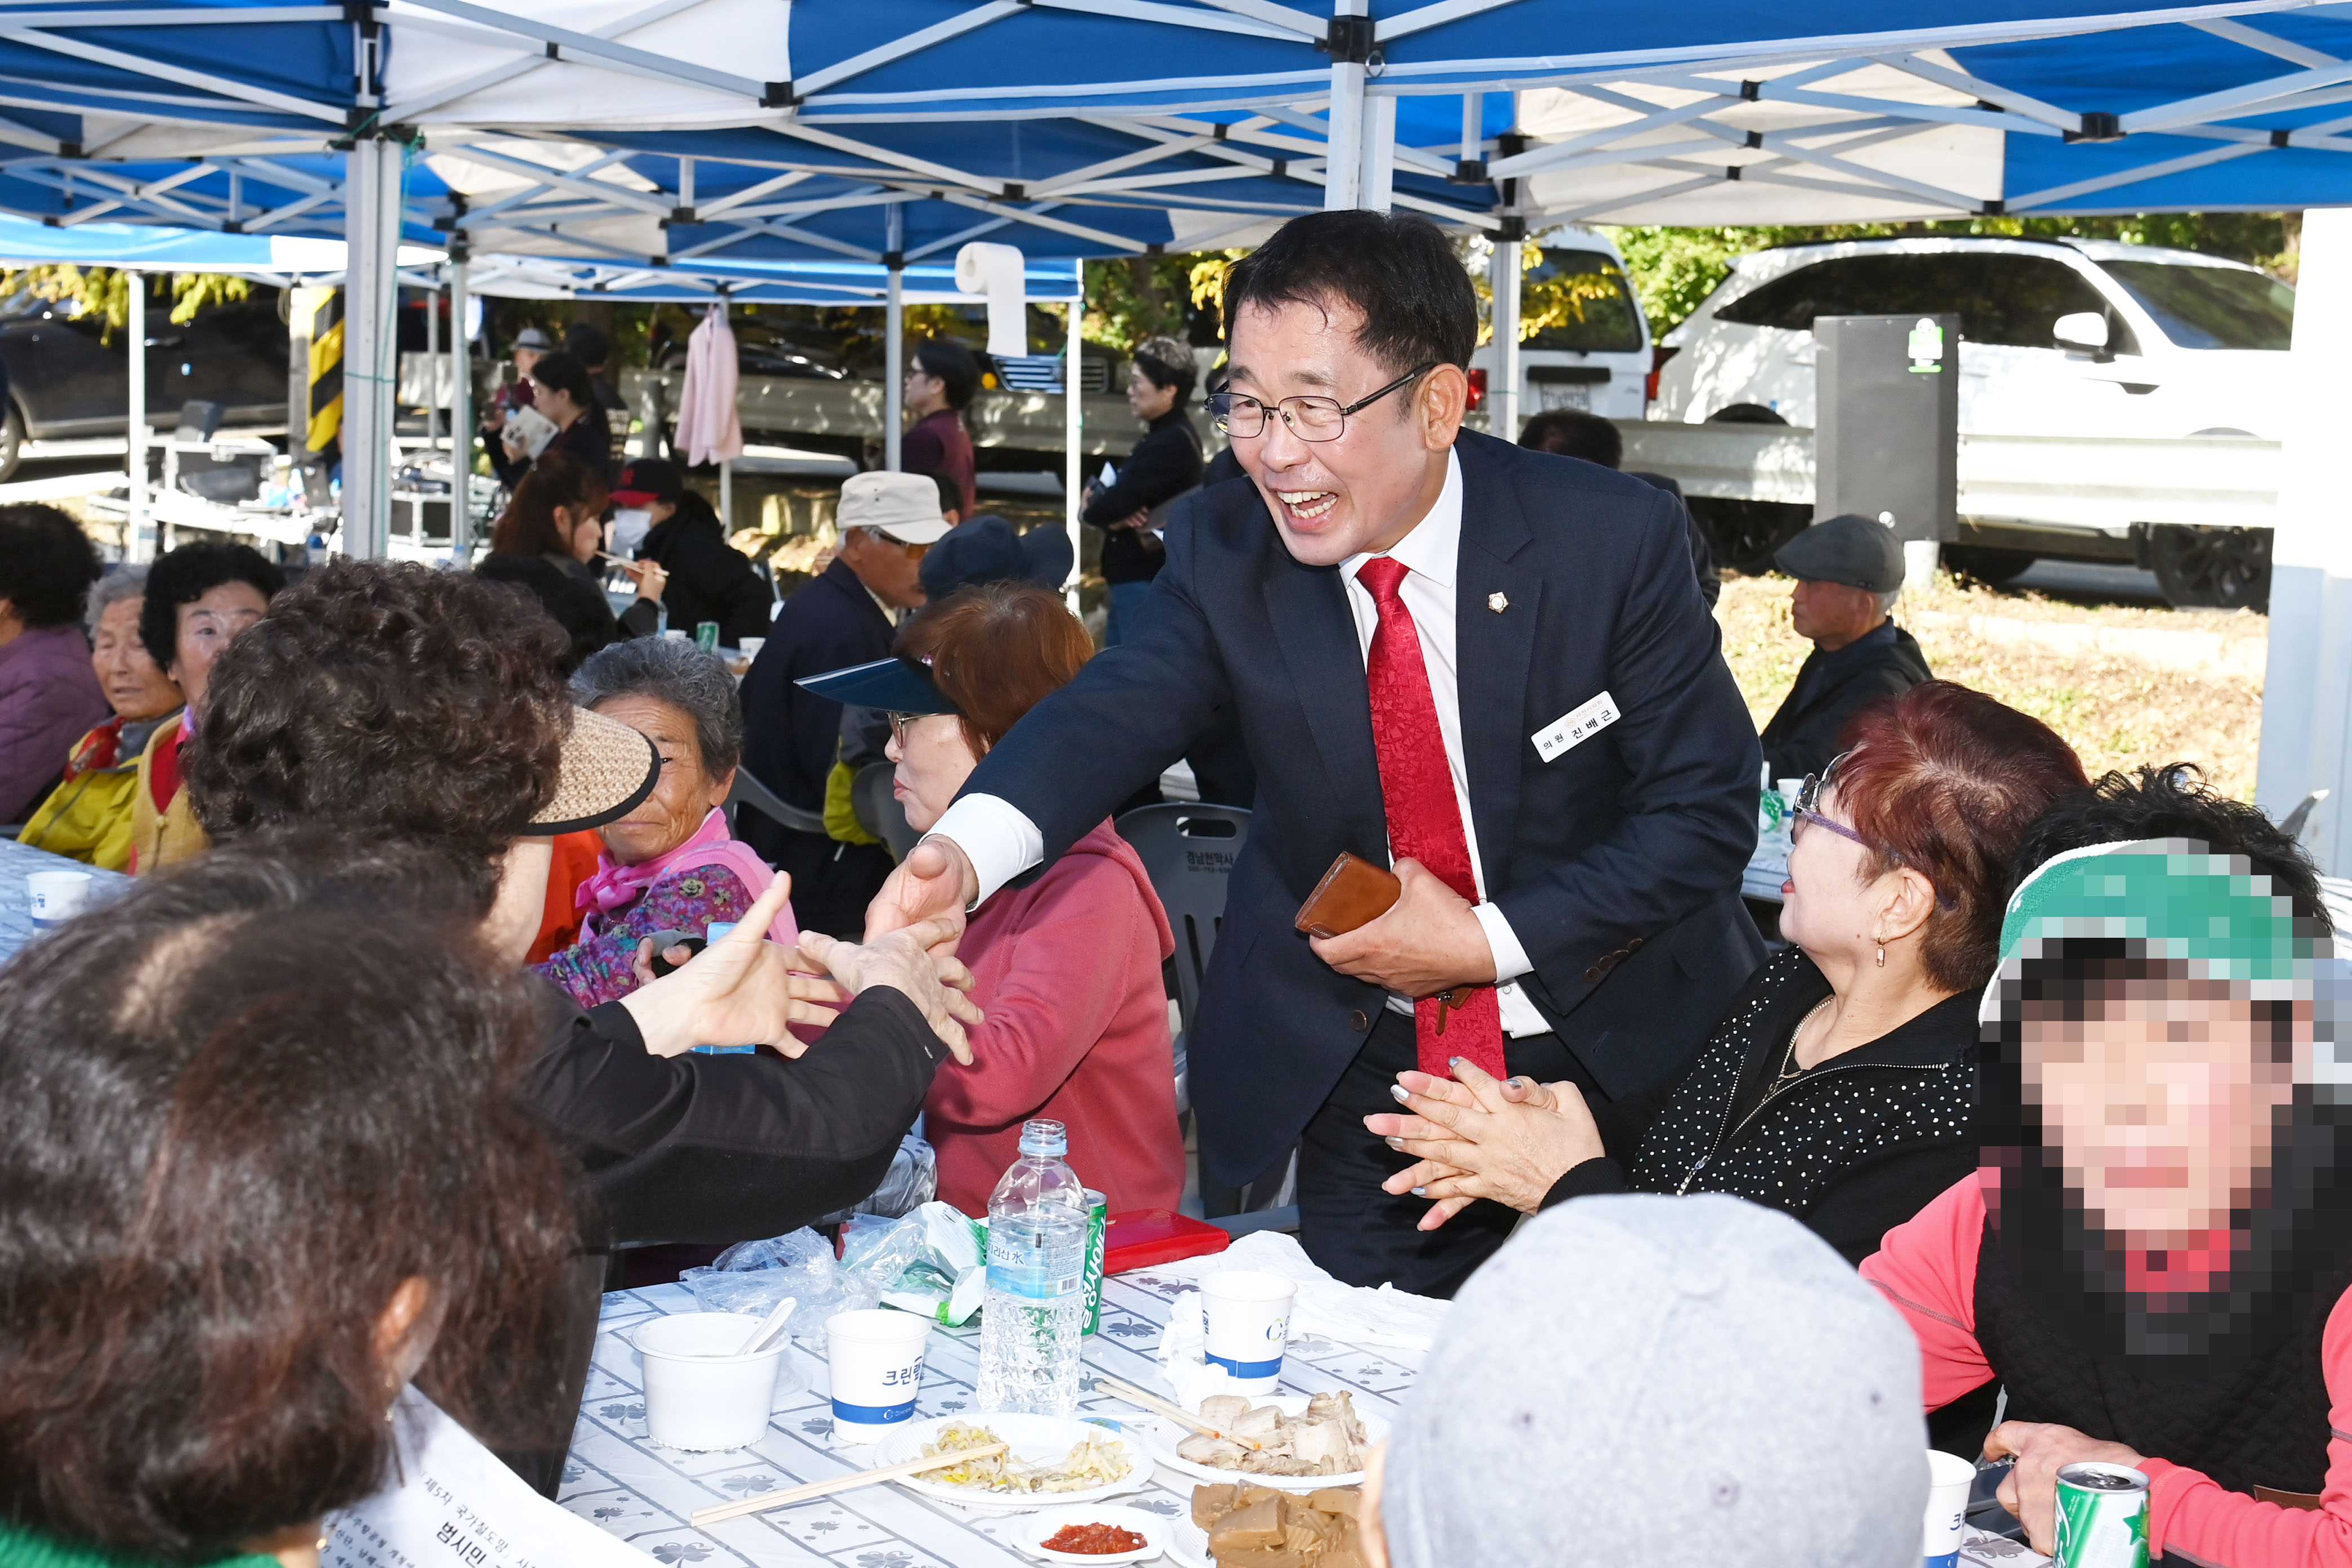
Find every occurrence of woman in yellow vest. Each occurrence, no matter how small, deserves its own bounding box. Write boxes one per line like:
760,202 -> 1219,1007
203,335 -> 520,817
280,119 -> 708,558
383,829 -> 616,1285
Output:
126,543 -> 282,874
17,566 -> 184,870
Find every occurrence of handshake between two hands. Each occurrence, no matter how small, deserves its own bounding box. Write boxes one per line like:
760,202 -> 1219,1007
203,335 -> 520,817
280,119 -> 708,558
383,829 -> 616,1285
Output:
619,874 -> 985,1062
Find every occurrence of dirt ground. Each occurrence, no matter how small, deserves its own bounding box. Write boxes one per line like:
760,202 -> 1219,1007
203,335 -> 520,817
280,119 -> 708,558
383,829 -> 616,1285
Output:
1716,572 -> 2268,800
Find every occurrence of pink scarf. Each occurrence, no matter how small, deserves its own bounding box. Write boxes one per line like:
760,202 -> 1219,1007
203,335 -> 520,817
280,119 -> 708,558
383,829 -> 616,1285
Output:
574,807 -> 799,946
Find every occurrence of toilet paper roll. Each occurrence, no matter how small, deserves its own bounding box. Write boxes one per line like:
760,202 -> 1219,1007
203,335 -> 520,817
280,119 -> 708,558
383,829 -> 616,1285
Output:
954,241 -> 1030,359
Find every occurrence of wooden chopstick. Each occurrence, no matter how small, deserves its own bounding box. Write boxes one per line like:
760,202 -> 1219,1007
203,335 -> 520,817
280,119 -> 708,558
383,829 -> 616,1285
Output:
689,1442 -> 1008,1527
1092,1373 -> 1262,1451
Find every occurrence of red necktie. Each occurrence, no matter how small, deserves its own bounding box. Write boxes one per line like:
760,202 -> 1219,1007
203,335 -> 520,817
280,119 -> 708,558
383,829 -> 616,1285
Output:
1354,556 -> 1507,1081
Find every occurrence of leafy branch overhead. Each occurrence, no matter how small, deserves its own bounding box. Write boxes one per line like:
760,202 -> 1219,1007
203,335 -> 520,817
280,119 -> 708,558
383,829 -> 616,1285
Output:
0,266 -> 251,344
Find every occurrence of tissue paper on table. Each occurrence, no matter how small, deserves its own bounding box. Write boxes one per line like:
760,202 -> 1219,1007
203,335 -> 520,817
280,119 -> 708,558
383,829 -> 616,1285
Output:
1151,1231 -> 1450,1406
954,241 -> 1029,359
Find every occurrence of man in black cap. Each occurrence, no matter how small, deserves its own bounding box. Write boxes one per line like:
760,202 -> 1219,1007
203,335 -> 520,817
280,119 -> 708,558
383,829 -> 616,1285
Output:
1758,514 -> 1932,781
614,457 -> 773,645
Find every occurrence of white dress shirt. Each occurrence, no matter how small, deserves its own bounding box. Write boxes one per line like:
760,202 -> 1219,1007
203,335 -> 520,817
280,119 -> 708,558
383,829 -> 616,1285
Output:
930,447 -> 1551,1038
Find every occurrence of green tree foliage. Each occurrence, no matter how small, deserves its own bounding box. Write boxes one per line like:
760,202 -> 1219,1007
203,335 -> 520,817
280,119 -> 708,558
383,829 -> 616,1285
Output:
0,266 -> 252,344
1603,212 -> 2296,338
1081,253 -> 1209,350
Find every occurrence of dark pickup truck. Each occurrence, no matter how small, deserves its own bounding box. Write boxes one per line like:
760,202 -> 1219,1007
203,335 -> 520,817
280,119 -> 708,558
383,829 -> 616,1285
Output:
0,285 -> 289,478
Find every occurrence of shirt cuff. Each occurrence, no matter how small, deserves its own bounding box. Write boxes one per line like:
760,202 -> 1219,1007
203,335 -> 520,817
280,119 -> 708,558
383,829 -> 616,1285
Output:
928,794 -> 1045,908
1473,900 -> 1534,986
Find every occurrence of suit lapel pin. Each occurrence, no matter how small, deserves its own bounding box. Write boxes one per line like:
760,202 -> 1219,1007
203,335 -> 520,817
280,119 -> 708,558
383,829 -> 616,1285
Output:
1487,592 -> 1509,613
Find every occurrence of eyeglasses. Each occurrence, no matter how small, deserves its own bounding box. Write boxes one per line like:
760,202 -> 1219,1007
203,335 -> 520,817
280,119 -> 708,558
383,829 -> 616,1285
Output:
1789,754 -> 1959,910
868,528 -> 930,560
1206,363 -> 1436,442
1789,761 -> 1874,854
885,711 -> 944,744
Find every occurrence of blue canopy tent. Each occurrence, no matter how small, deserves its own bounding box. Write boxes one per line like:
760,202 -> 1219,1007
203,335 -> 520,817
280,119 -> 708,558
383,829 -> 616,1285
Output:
5,2 -> 2352,867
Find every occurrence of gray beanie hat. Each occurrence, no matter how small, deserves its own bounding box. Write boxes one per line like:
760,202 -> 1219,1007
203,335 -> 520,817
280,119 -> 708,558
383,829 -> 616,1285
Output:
1382,1195 -> 1927,1568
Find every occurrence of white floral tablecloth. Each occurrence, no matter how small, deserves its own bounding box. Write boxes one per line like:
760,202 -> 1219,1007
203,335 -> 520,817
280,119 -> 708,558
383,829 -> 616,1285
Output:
0,839 -> 128,966
559,1269 -> 1422,1566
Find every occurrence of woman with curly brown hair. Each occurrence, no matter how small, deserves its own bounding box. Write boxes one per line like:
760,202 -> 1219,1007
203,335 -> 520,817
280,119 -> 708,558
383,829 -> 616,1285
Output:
476,449 -> 666,674
186,559 -> 982,1253
0,840 -> 583,1566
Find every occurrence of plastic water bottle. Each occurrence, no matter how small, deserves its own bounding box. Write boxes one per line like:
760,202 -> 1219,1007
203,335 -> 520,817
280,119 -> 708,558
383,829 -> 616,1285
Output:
977,1119 -> 1089,1415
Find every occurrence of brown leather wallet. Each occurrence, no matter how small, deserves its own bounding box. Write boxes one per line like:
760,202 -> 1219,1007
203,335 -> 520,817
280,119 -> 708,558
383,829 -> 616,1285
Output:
1294,851 -> 1402,939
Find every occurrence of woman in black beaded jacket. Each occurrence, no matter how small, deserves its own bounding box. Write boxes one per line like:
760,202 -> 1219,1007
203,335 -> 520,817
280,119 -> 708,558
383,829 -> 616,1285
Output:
1370,681 -> 2087,1265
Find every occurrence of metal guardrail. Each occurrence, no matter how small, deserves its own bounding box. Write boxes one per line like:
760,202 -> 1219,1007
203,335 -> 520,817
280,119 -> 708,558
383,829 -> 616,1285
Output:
1619,420 -> 2279,536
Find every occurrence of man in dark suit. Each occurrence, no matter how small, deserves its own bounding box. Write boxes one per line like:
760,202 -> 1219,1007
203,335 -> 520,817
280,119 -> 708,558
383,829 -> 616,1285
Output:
867,211 -> 1764,1293
737,471 -> 945,938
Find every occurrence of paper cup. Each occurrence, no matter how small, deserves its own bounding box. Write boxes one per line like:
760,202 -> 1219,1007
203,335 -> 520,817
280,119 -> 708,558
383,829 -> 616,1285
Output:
1199,1271 -> 1294,1393
1776,778 -> 1806,803
633,1312 -> 790,1451
826,1308 -> 933,1438
26,870 -> 92,927
1922,1449 -> 1975,1568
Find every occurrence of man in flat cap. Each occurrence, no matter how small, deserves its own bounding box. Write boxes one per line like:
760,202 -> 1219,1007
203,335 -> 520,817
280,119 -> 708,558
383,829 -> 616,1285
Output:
1758,514 -> 1932,781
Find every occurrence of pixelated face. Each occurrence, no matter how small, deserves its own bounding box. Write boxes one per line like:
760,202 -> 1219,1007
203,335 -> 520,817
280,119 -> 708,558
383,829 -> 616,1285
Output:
2023,974 -> 2303,1236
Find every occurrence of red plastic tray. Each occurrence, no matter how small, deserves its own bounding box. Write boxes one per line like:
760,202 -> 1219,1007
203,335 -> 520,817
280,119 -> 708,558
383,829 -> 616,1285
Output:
1104,1208 -> 1231,1275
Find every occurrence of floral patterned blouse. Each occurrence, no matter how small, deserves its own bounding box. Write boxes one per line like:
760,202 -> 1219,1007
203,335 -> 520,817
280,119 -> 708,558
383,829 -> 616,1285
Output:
533,863 -> 761,1009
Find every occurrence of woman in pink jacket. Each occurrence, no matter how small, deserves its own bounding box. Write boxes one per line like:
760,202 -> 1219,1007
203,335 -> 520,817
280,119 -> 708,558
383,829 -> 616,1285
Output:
803,582 -> 1184,1216
1861,767 -> 2352,1566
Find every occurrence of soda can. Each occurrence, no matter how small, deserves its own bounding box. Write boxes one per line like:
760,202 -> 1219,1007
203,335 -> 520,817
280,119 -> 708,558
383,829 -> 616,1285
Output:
2053,1462 -> 2149,1568
694,620 -> 720,653
1080,1190 -> 1109,1335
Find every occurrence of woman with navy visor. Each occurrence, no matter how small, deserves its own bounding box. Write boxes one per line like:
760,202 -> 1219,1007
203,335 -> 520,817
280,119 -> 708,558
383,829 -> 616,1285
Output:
799,583 -> 1186,1218
1367,681 -> 2086,1266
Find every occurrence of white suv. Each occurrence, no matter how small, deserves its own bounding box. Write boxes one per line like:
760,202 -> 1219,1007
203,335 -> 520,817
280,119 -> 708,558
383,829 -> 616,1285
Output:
1469,225 -> 1651,424
1651,235 -> 2293,440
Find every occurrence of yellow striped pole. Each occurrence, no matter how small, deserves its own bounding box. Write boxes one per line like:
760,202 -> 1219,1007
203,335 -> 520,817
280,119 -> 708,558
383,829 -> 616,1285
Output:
304,288 -> 344,463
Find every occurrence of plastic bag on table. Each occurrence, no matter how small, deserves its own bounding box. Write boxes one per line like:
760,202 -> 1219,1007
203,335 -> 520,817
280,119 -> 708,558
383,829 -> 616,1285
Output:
678,1226 -> 877,1338
838,1201 -> 989,1326
815,1132 -> 938,1226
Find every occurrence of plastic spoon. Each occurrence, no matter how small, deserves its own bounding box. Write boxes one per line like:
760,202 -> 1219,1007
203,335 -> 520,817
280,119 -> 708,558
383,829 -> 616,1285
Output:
730,1295 -> 799,1357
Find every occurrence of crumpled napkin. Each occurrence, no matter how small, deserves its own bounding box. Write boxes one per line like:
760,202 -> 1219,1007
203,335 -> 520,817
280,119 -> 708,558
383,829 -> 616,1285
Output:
1150,1231 -> 1450,1406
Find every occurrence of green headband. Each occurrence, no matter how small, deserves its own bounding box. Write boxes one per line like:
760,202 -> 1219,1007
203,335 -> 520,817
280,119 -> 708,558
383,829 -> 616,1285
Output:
1994,838 -> 2313,996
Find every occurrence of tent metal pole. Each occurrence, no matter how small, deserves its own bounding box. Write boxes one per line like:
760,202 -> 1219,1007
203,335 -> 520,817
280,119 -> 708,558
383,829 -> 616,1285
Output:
449,243 -> 473,562
126,268 -> 147,562
1361,92 -> 1396,212
2258,204 -> 2352,876
1490,234 -> 1521,446
1490,92 -> 1524,446
340,136 -> 399,560
424,265 -> 439,458
884,202 -> 904,470
721,457 -> 733,531
1324,0 -> 1367,211
1065,290 -> 1081,616
1460,91 -> 1482,163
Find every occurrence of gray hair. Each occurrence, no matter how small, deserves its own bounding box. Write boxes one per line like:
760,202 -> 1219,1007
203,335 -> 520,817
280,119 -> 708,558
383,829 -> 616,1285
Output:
569,636 -> 743,777
84,564 -> 149,641
1875,586 -> 1903,617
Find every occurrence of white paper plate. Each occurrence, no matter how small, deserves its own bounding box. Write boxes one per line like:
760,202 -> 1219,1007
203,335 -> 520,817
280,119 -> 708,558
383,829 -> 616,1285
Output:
1015,1503 -> 1170,1563
1139,1394 -> 1388,1493
872,1413 -> 1148,1515
1166,1517 -> 1211,1568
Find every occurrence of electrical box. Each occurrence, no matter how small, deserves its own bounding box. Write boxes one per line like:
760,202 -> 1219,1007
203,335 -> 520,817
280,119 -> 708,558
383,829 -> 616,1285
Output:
1813,313 -> 1958,544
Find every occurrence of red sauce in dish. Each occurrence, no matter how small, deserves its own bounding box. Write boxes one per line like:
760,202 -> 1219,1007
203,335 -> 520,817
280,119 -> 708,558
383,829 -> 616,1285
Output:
1041,1522 -> 1147,1554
